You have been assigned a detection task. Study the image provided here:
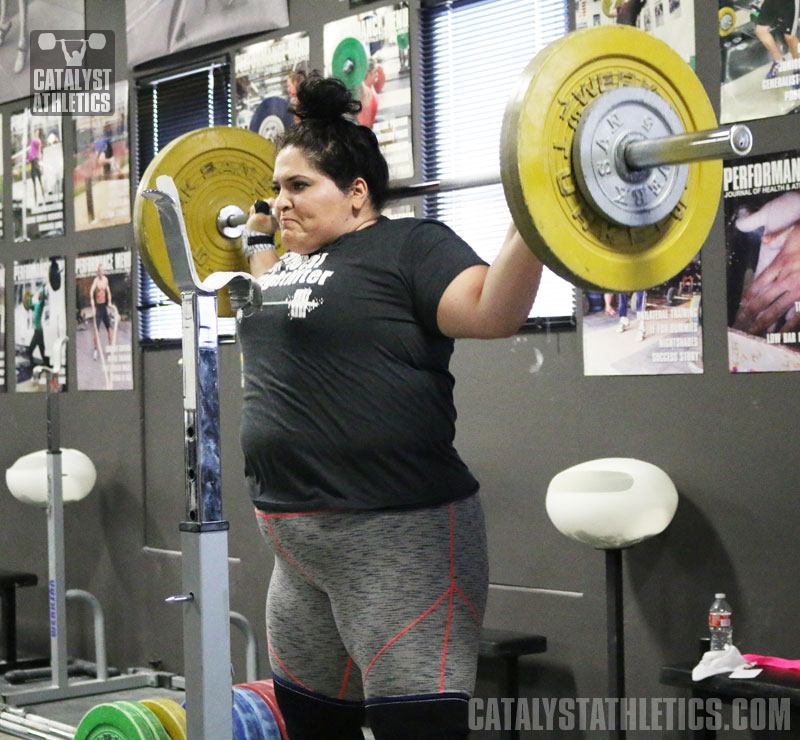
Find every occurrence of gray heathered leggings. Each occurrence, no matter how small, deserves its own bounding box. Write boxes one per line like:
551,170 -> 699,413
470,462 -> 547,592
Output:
255,493 -> 489,704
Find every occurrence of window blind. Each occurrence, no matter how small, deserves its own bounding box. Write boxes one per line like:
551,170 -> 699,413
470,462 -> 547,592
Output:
420,0 -> 575,327
136,62 -> 233,342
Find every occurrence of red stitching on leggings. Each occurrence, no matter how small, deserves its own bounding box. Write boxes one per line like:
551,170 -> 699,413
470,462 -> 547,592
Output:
363,588 -> 451,685
454,583 -> 481,625
256,512 -> 315,582
338,656 -> 354,699
267,633 -> 313,692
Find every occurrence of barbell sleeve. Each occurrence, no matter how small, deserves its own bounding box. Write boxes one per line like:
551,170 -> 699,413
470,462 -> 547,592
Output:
624,123 -> 753,170
223,123 -> 750,228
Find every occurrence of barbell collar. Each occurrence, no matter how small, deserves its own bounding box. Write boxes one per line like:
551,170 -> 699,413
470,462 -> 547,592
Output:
624,123 -> 753,170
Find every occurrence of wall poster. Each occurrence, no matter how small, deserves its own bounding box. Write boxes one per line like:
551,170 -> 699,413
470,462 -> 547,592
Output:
718,0 -> 800,123
725,149 -> 800,371
14,257 -> 67,392
324,3 -> 414,181
11,108 -> 64,241
75,249 -> 134,391
582,259 -> 704,375
0,0 -> 84,104
74,81 -> 131,231
234,32 -> 310,144
575,0 -> 696,67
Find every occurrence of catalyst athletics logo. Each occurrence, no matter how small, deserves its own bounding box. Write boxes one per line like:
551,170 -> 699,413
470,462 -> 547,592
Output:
30,30 -> 115,116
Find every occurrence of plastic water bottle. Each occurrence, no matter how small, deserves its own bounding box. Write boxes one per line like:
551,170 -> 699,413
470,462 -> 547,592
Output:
709,593 -> 733,650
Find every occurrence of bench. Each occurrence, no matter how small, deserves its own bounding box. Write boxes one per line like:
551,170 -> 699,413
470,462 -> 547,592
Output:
0,569 -> 46,673
479,627 -> 548,740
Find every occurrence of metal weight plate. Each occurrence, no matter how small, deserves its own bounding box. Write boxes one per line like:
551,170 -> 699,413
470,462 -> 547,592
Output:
501,25 -> 722,291
74,702 -> 156,740
719,7 -> 737,35
134,126 -> 281,318
332,37 -> 368,90
139,699 -> 188,740
117,701 -> 171,740
572,86 -> 689,226
237,681 -> 288,740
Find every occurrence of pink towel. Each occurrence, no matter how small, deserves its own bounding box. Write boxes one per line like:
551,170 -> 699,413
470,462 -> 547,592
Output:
742,654 -> 800,670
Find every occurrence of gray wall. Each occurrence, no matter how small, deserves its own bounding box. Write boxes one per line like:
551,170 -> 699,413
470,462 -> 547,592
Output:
1,1 -> 798,738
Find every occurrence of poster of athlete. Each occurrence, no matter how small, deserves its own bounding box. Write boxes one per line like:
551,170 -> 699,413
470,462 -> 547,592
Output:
126,0 -> 288,68
324,3 -> 414,181
724,149 -> 800,371
582,257 -> 704,375
718,0 -> 800,123
10,108 -> 64,241
75,249 -> 134,391
234,32 -> 309,145
0,0 -> 84,104
575,0 -> 696,66
73,81 -> 131,231
0,263 -> 5,392
14,257 -> 67,392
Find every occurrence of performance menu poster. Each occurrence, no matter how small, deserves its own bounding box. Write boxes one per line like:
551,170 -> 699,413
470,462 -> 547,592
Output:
75,249 -> 134,391
718,0 -> 800,123
73,81 -> 132,231
575,0 -> 696,66
14,257 -> 67,392
324,3 -> 414,181
582,261 -> 704,375
724,150 -> 800,372
11,108 -> 65,241
235,32 -> 310,144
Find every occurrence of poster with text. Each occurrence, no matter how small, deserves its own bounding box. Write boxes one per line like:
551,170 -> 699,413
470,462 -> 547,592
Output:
724,150 -> 800,371
11,109 -> 64,242
324,3 -> 414,181
582,260 -> 704,375
74,81 -> 131,231
14,257 -> 67,392
718,0 -> 800,123
0,264 -> 5,392
575,0 -> 696,66
126,0 -> 288,68
235,32 -> 309,145
75,249 -> 134,391
0,0 -> 84,104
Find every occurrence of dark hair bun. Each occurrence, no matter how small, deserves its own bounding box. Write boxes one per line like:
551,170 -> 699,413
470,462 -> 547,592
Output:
291,73 -> 362,122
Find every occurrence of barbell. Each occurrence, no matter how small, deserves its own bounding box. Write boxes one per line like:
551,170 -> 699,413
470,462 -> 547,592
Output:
134,26 -> 753,317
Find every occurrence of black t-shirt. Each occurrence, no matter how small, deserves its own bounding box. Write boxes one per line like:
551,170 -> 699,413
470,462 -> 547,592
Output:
238,217 -> 487,512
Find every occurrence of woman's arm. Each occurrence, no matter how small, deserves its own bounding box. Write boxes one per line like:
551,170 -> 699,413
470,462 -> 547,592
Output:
436,221 -> 543,339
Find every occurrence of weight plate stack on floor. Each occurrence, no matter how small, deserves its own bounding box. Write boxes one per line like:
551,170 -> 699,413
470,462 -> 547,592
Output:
139,698 -> 188,740
116,701 -> 171,740
233,685 -> 282,740
74,700 -> 158,740
237,679 -> 288,740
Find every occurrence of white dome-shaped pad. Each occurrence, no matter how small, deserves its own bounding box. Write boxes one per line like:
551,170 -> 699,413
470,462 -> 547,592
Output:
5,449 -> 97,507
546,458 -> 678,549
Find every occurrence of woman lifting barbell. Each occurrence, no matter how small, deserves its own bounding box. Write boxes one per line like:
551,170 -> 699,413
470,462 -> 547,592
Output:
232,73 -> 542,740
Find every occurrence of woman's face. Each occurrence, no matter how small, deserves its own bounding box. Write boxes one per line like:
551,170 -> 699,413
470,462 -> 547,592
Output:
272,145 -> 361,254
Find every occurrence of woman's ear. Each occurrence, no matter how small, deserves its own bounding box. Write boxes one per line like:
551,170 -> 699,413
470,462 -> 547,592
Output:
350,177 -> 370,210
